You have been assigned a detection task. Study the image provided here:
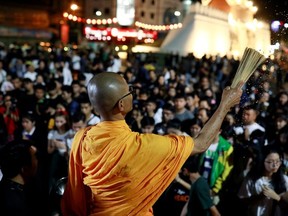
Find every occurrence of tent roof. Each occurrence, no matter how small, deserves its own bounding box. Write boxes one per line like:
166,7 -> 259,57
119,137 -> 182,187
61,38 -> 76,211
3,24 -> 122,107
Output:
209,0 -> 230,13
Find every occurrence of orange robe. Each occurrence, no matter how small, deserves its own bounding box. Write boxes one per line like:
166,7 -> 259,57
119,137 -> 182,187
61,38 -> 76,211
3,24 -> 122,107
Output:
62,120 -> 193,216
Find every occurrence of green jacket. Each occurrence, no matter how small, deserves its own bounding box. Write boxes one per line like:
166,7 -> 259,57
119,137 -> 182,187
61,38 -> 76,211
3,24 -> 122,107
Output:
199,135 -> 233,194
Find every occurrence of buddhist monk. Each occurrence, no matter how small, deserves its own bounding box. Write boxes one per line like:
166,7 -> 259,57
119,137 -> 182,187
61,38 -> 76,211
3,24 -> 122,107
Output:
61,72 -> 243,216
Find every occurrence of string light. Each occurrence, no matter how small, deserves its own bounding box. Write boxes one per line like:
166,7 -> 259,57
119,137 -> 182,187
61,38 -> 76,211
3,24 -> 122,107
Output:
62,12 -> 182,32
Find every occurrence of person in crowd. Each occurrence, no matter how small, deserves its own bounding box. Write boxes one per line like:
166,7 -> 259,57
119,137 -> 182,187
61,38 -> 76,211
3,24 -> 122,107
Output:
0,140 -> 38,216
238,145 -> 288,216
233,105 -> 266,147
268,114 -> 288,147
61,72 -> 242,215
22,78 -> 36,113
1,72 -> 14,94
61,85 -> 80,117
47,111 -> 70,191
35,59 -> 49,81
46,80 -> 63,129
270,91 -> 288,116
154,102 -> 175,135
180,156 -> 221,216
0,60 -> 7,87
80,95 -> 100,126
186,92 -> 200,116
0,93 -> 19,141
71,80 -> 86,102
0,112 -> 7,145
9,57 -> 26,78
198,128 -> 234,204
153,157 -> 191,216
174,93 -> 195,122
184,118 -> 203,138
143,98 -> 162,125
140,116 -> 155,134
66,112 -> 86,155
23,62 -> 37,82
15,112 -> 49,213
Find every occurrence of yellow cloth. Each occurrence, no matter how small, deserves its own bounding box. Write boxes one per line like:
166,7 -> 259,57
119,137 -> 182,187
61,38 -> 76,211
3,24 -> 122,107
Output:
62,120 -> 193,216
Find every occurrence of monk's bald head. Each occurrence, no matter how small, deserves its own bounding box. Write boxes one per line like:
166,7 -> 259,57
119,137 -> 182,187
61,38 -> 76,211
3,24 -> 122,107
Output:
87,72 -> 128,113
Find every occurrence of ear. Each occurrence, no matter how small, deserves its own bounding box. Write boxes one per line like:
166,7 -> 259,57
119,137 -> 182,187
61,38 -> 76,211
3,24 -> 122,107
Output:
118,100 -> 125,112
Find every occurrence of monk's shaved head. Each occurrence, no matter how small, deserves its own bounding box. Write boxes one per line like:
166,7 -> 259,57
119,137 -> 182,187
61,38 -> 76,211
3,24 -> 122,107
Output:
87,72 -> 128,115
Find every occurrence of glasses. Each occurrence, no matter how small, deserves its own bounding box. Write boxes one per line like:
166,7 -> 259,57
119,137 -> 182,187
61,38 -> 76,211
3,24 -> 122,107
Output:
113,86 -> 134,108
265,160 -> 282,166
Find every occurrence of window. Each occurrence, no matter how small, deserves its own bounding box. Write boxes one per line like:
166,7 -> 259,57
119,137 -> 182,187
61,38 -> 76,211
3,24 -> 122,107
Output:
104,8 -> 110,15
142,0 -> 145,3
151,0 -> 155,5
150,13 -> 154,19
141,11 -> 145,17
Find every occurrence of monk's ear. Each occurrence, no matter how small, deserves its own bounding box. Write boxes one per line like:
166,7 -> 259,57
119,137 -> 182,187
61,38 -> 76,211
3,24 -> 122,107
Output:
118,100 -> 125,112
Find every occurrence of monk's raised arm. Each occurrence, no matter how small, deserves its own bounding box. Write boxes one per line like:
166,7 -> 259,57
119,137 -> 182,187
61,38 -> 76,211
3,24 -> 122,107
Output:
192,82 -> 243,155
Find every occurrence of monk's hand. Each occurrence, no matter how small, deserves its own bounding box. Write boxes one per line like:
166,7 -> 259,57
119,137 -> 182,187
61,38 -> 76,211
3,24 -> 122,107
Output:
220,81 -> 243,111
262,185 -> 281,201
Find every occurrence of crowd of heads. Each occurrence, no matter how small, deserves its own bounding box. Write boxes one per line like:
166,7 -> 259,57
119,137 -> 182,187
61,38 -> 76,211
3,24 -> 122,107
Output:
0,42 -> 287,215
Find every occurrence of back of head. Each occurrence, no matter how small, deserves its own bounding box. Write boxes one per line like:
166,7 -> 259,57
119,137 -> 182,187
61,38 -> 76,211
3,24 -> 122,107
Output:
0,140 -> 33,179
182,156 -> 200,173
87,72 -> 128,114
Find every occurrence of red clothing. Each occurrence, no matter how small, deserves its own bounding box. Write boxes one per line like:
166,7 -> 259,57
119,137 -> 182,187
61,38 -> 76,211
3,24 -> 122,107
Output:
0,106 -> 19,138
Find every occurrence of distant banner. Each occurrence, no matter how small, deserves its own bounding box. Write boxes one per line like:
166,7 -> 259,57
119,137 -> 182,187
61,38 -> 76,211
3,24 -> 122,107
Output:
61,24 -> 69,44
0,26 -> 52,39
84,27 -> 157,41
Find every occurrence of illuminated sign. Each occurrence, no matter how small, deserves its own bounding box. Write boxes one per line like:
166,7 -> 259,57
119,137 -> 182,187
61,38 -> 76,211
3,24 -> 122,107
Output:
84,27 -> 157,42
116,0 -> 135,26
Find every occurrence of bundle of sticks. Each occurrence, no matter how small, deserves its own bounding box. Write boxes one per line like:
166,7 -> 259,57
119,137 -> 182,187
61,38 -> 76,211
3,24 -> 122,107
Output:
231,47 -> 266,88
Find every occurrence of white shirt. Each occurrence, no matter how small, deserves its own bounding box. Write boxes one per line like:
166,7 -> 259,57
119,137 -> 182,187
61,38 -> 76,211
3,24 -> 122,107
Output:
24,71 -> 38,81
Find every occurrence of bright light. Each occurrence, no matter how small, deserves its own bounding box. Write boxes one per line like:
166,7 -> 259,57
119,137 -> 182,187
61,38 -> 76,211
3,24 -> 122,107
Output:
122,45 -> 128,51
245,1 -> 253,8
271,20 -> 281,32
174,11 -> 181,17
252,6 -> 258,13
95,11 -> 102,16
70,4 -> 79,11
284,23 -> 288,28
115,46 -> 120,52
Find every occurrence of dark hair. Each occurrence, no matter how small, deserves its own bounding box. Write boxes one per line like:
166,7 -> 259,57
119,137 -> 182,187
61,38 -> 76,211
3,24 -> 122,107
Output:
47,80 -> 57,91
0,140 -> 33,178
182,156 -> 200,173
71,112 -> 86,123
34,84 -> 46,91
162,102 -> 175,113
141,116 -> 155,127
243,104 -> 258,114
79,94 -> 91,105
167,119 -> 182,130
71,80 -> 80,86
23,78 -> 33,84
61,85 -> 73,94
174,93 -> 186,100
22,112 -> 36,123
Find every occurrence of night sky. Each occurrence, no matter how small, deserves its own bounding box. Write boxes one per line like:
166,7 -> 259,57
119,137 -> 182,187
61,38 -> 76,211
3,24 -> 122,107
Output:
253,0 -> 288,22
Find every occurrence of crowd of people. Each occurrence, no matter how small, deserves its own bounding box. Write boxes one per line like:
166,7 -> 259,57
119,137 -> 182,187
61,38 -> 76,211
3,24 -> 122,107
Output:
0,41 -> 287,216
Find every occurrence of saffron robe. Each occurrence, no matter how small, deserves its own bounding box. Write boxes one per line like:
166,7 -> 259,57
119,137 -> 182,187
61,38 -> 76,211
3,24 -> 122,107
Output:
62,120 -> 193,216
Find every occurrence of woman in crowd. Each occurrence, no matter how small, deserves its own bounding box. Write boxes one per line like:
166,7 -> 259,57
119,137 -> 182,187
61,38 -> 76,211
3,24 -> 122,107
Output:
47,111 -> 70,191
238,145 -> 288,216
